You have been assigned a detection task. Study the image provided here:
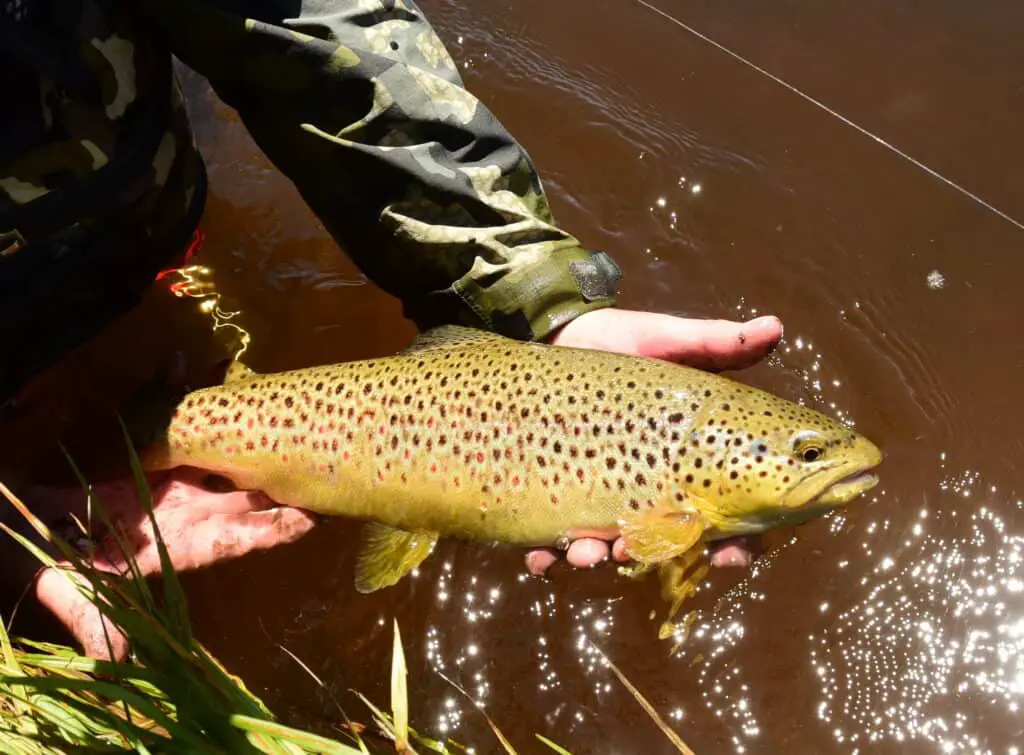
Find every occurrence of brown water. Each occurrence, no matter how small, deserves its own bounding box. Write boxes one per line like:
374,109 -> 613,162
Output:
7,0 -> 1024,752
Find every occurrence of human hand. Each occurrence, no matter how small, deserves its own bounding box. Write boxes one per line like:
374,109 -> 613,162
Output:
525,307 -> 784,576
19,470 -> 318,662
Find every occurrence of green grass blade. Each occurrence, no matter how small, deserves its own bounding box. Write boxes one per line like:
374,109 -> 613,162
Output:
433,671 -> 517,755
588,642 -> 695,755
117,417 -> 193,648
391,620 -> 409,751
534,734 -> 574,754
2,676 -> 204,749
229,715 -> 367,754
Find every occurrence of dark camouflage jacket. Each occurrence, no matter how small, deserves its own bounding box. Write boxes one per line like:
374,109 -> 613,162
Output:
0,0 -> 621,399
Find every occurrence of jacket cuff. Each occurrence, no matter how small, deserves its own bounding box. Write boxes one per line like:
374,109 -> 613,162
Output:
452,245 -> 622,342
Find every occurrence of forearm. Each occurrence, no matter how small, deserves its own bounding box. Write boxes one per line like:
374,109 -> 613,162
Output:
136,0 -> 620,340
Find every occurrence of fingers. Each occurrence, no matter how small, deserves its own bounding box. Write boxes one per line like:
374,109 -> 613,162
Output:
708,536 -> 761,568
149,474 -> 275,517
525,536 -> 631,576
525,548 -> 558,575
525,534 -> 759,577
566,538 -> 609,567
119,506 -> 318,575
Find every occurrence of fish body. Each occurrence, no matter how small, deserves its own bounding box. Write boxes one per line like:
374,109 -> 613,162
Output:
141,326 -> 882,592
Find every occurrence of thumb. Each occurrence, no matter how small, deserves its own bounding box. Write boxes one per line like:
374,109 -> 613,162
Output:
34,564 -> 130,662
637,314 -> 783,370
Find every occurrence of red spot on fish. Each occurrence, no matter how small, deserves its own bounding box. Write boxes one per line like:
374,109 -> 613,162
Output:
343,451 -> 351,462
551,494 -> 559,505
319,464 -> 328,473
427,418 -> 435,428
282,454 -> 289,462
512,475 -> 520,487
332,439 -> 339,452
246,441 -> 255,451
247,418 -> 254,430
454,476 -> 461,487
430,463 -> 438,474
476,452 -> 485,463
404,449 -> 410,460
378,425 -> 386,435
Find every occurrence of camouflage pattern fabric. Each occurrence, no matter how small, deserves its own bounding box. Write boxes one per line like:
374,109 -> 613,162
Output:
136,0 -> 621,340
0,0 -> 622,399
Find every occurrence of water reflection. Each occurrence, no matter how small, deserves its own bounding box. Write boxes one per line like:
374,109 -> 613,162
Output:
813,488 -> 1024,753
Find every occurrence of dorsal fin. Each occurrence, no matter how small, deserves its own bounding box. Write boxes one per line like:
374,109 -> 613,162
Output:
222,359 -> 258,384
398,325 -> 509,356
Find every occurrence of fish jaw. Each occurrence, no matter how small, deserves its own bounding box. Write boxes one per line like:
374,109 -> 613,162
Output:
810,469 -> 880,506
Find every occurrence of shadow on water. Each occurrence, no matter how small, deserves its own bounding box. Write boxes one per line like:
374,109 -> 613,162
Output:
5,0 -> 1024,752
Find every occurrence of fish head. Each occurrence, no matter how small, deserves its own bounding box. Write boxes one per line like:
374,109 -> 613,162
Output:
679,384 -> 883,538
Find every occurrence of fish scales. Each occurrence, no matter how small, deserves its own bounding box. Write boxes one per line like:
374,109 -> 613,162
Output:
141,325 -> 882,593
151,336 -> 711,541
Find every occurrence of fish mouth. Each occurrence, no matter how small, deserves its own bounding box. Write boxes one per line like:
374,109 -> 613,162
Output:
810,468 -> 880,506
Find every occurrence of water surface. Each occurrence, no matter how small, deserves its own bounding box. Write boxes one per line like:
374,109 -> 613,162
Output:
9,1 -> 1024,752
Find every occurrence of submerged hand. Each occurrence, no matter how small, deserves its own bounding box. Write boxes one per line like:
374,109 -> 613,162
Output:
24,469 -> 316,661
526,307 -> 784,576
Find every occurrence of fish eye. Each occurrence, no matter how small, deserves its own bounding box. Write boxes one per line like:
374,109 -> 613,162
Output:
792,431 -> 826,463
801,446 -> 823,463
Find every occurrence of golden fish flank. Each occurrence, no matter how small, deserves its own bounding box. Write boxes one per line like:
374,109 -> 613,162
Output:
143,326 -> 883,592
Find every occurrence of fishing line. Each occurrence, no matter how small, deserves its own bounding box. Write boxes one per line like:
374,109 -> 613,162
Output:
634,0 -> 1024,233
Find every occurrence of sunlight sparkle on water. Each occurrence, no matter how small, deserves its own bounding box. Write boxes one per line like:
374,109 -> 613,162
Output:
812,500 -> 1024,752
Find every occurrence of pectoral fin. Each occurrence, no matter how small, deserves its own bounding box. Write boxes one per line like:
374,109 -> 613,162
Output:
354,523 -> 439,594
619,506 -> 707,565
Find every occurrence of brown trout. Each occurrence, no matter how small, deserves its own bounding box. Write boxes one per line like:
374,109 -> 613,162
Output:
140,325 -> 882,594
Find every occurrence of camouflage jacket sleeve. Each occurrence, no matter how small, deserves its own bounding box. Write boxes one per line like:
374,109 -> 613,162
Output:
135,0 -> 622,342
